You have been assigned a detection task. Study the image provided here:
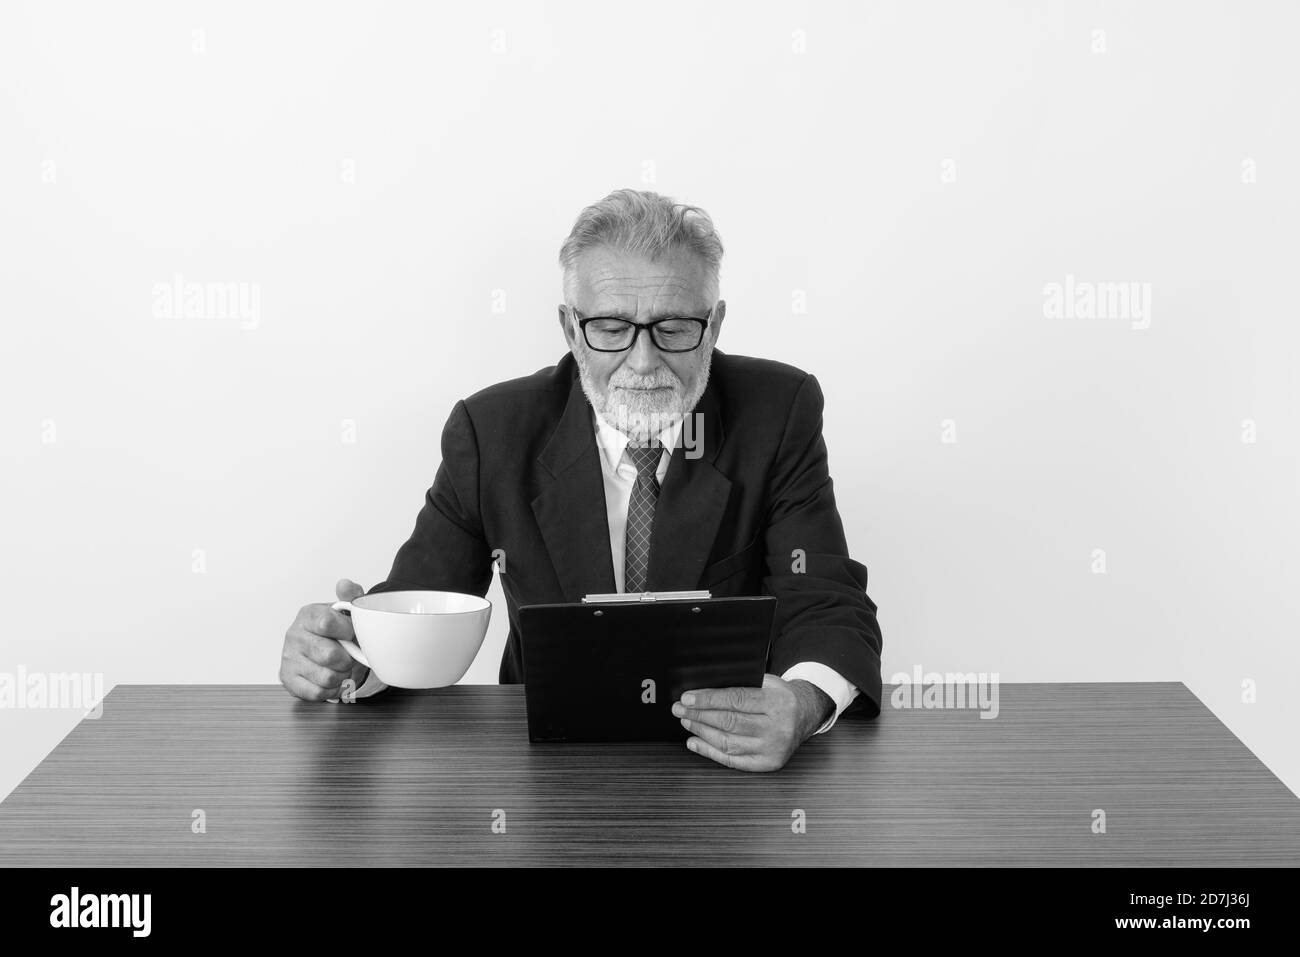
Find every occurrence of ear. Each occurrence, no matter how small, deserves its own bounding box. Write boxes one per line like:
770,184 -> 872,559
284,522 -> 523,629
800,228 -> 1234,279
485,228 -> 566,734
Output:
558,304 -> 575,347
711,299 -> 726,344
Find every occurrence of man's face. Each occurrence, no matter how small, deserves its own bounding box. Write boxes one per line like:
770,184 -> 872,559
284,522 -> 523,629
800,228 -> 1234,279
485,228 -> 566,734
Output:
558,245 -> 726,446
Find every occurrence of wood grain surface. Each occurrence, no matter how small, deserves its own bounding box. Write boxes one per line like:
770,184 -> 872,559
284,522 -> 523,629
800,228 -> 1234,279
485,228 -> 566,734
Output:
1,682 -> 1296,866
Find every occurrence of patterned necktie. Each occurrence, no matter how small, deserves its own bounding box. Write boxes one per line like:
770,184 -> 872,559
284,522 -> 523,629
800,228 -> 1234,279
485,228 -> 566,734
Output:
623,445 -> 663,593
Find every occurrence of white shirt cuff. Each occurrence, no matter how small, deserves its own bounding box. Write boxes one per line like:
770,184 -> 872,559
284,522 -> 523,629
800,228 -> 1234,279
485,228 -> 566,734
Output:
781,662 -> 859,734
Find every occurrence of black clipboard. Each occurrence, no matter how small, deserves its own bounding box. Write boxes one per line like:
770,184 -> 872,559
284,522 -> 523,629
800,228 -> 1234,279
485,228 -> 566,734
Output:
518,591 -> 776,743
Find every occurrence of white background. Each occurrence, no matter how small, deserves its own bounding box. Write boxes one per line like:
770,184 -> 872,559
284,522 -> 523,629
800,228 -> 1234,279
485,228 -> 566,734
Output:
2,0 -> 1297,802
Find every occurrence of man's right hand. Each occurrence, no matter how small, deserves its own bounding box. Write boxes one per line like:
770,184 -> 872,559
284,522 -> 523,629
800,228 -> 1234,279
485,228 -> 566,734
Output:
280,578 -> 372,701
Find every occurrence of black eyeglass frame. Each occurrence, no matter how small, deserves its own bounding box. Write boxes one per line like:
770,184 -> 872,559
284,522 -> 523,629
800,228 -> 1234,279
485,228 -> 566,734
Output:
569,305 -> 713,353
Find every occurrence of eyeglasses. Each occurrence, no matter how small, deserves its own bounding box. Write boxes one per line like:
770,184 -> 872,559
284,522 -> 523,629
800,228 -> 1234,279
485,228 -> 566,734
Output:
570,306 -> 711,353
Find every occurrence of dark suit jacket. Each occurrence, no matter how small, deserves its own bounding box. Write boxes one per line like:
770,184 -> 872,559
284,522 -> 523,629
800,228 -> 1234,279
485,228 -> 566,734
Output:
367,348 -> 884,718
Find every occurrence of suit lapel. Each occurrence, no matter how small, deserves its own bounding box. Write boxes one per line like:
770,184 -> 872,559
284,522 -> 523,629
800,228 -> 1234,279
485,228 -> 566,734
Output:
644,363 -> 731,590
530,350 -> 732,599
531,363 -> 618,600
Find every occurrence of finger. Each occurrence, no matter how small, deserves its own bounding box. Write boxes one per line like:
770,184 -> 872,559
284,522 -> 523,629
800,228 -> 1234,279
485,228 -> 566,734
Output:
301,634 -> 355,672
685,735 -> 763,771
310,606 -> 356,641
281,670 -> 337,703
680,686 -> 767,714
290,658 -> 348,693
674,705 -> 763,737
335,578 -> 366,602
682,719 -> 760,759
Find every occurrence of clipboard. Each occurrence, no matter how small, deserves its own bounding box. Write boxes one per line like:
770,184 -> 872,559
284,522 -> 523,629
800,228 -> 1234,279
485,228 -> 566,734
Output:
518,591 -> 777,743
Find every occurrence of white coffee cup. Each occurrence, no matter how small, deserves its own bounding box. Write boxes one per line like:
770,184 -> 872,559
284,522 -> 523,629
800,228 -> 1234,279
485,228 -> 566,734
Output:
330,590 -> 491,689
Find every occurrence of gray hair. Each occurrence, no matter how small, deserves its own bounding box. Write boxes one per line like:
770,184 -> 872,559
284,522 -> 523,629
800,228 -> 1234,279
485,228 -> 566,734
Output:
558,188 -> 724,305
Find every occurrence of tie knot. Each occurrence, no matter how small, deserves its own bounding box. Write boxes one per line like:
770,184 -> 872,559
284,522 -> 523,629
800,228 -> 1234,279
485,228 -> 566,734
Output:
626,445 -> 662,476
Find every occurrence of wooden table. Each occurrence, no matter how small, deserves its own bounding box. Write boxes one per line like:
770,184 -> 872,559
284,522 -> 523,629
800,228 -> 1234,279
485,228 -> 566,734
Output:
1,682 -> 1297,866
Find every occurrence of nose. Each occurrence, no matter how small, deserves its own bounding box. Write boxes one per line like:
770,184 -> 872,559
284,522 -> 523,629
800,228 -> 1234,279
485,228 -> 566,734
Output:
623,327 -> 662,377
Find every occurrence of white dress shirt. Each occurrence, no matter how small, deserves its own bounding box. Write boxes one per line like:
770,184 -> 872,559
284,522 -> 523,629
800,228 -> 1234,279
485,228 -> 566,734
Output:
346,406 -> 861,734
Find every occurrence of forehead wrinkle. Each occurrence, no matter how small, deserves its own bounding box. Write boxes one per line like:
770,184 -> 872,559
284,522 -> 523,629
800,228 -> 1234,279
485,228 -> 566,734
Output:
588,275 -> 696,294
585,275 -> 706,317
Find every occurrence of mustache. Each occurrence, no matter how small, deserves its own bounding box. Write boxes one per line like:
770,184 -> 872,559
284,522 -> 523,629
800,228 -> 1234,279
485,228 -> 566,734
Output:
608,371 -> 681,390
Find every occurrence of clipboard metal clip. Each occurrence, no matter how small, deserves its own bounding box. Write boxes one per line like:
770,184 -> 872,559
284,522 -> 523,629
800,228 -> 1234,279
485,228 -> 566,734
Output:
580,589 -> 713,604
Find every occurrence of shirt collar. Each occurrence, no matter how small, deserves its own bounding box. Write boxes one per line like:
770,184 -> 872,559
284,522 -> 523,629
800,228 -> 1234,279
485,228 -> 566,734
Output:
591,405 -> 684,472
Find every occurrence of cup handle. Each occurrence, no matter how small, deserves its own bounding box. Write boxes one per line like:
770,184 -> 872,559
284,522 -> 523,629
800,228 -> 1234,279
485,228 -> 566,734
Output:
330,600 -> 370,667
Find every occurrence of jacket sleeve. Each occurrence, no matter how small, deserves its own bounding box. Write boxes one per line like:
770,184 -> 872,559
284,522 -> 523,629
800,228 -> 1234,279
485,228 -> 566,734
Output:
366,399 -> 494,600
760,373 -> 884,718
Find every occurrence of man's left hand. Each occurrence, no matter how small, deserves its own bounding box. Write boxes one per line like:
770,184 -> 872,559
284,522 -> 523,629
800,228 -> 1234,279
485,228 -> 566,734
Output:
673,674 -> 834,771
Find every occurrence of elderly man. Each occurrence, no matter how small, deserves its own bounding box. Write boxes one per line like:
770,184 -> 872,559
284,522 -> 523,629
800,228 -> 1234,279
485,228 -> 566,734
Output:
280,189 -> 883,771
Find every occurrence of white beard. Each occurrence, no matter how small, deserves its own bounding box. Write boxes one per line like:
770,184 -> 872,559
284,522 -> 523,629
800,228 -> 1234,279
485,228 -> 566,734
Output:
574,341 -> 714,449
